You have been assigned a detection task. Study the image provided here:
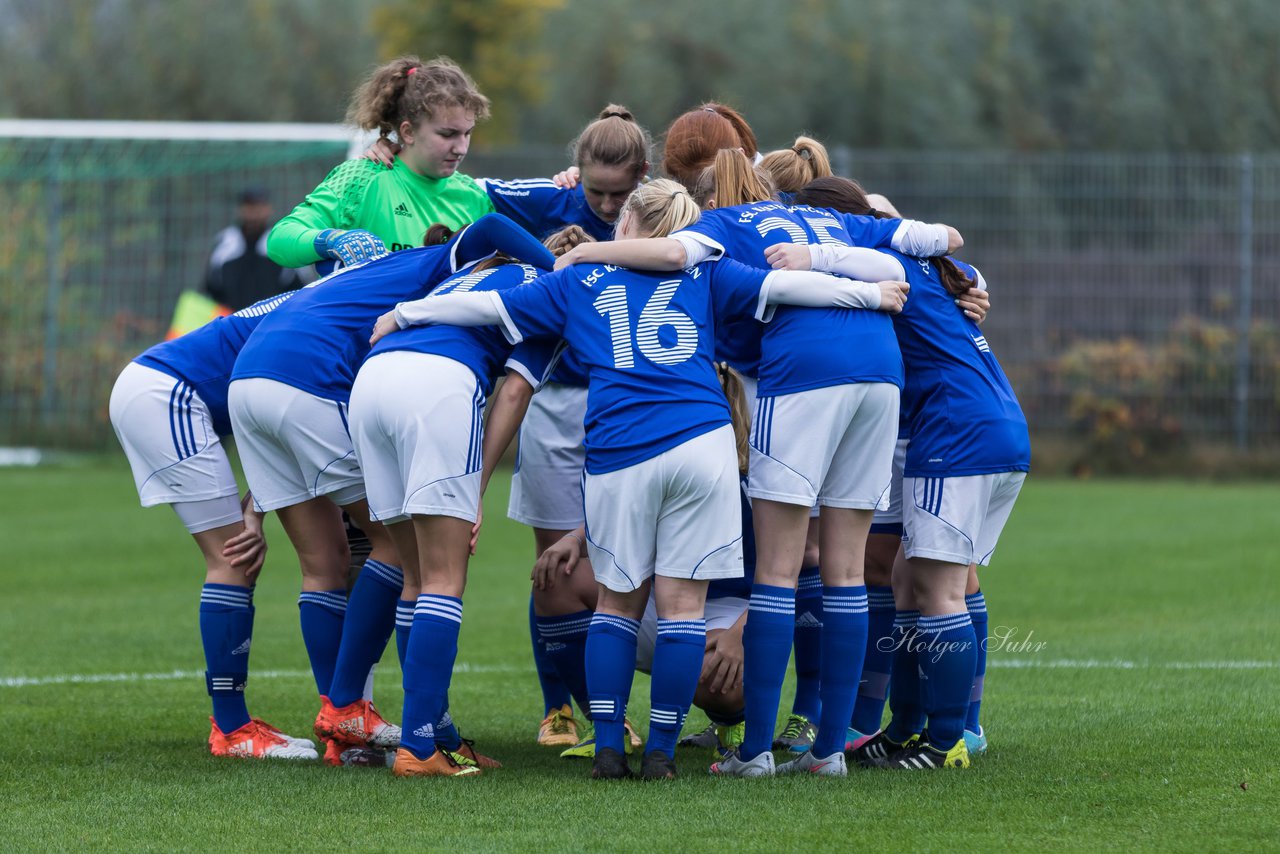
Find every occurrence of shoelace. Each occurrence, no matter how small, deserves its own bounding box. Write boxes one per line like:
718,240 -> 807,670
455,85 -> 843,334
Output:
547,711 -> 572,735
780,716 -> 810,739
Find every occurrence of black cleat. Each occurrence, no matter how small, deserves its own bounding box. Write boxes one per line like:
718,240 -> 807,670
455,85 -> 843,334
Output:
591,747 -> 634,780
640,750 -> 678,780
848,730 -> 919,768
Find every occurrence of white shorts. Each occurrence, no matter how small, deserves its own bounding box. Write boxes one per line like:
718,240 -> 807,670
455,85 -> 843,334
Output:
635,594 -> 748,673
109,362 -> 241,531
508,383 -> 587,529
227,378 -> 366,512
584,425 -> 744,593
870,437 -> 910,534
350,351 -> 485,525
902,471 -> 1027,566
748,383 -> 900,510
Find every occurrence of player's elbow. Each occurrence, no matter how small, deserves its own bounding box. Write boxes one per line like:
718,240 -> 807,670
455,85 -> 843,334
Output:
659,239 -> 689,268
945,226 -> 964,255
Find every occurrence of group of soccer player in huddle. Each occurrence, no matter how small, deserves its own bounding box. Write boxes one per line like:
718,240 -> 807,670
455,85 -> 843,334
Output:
109,54 -> 1029,780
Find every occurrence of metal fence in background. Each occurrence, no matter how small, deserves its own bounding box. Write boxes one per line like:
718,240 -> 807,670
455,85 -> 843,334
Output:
1,125 -> 1276,461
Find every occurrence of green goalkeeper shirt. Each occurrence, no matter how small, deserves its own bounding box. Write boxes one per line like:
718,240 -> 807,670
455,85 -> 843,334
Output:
267,157 -> 496,266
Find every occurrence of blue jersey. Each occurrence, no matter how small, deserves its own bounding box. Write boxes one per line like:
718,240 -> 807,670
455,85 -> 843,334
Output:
367,262 -> 562,396
134,291 -> 298,436
481,179 -> 616,243
496,259 -> 770,474
706,480 -> 756,600
232,213 -> 555,402
232,245 -> 456,403
677,202 -> 905,394
885,251 -> 1030,477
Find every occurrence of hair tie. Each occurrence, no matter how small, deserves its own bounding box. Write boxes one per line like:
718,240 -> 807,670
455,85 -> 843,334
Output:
407,66 -> 418,76
794,147 -> 811,161
703,106 -> 717,113
867,208 -> 880,217
670,190 -> 683,199
603,110 -> 628,120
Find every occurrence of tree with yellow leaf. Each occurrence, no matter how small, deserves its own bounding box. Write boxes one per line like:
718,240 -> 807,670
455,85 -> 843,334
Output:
371,0 -> 565,144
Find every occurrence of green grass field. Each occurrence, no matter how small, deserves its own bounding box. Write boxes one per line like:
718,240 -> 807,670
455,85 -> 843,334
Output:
1,459 -> 1276,852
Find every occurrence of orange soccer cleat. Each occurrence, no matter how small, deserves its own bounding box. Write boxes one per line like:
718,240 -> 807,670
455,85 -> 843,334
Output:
208,719 -> 318,761
391,747 -> 482,778
452,737 -> 503,769
314,696 -> 402,748
536,705 -> 579,747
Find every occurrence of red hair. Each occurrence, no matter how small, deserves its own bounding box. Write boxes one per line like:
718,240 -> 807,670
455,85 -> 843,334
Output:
660,103 -> 758,189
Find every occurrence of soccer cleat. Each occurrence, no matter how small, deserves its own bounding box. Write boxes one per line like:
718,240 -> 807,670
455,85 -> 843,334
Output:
640,750 -> 679,780
714,722 -> 745,757
391,747 -> 481,778
844,727 -> 876,753
777,749 -> 848,777
886,738 -> 970,770
772,713 -> 816,753
252,718 -> 316,750
314,697 -> 401,748
591,747 -> 634,780
339,746 -> 396,768
209,719 -> 319,760
677,723 -> 719,749
561,718 -> 641,759
453,737 -> 503,769
625,718 -> 643,751
709,748 -> 776,778
321,737 -> 344,766
847,730 -> 920,768
537,704 -> 579,747
964,726 -> 988,755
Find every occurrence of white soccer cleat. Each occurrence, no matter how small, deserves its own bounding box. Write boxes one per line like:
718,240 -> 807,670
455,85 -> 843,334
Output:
777,749 -> 848,777
709,748 -> 775,778
254,718 -> 316,750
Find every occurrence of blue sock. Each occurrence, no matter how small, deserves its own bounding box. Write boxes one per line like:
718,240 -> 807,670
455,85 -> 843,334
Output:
648,618 -> 706,758
536,610 -> 593,715
530,595 -> 572,716
297,589 -> 347,697
917,612 -> 978,748
790,566 -> 823,721
394,599 -> 414,668
435,702 -> 462,750
851,586 -> 897,734
585,613 -> 640,754
400,594 -> 463,760
885,610 -> 925,743
200,583 -> 254,733
327,559 -> 403,707
741,584 -> 795,761
966,591 -> 988,732
812,585 -> 868,758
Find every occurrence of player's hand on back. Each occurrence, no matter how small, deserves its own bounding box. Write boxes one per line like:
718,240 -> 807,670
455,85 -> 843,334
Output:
763,242 -> 812,271
314,229 -> 389,268
370,310 -> 400,346
878,280 -> 910,313
956,286 -> 990,324
552,166 -> 580,189
362,137 -> 400,168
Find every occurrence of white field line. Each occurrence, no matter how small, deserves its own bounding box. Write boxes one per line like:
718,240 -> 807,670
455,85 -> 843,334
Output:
0,663 -> 526,689
1,659 -> 1274,689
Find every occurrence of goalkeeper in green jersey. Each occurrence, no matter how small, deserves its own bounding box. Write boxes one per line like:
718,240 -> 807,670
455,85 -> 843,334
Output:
267,56 -> 496,270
